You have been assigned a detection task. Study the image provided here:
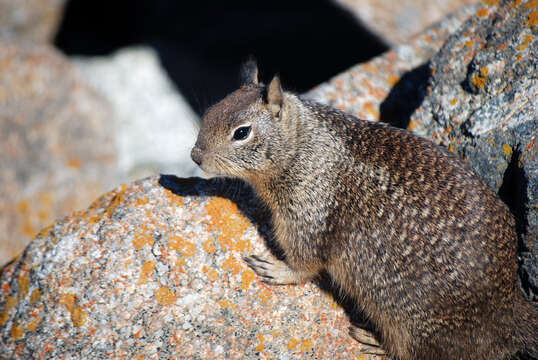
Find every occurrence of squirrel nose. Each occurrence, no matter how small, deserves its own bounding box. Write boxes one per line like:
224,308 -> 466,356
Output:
191,147 -> 203,166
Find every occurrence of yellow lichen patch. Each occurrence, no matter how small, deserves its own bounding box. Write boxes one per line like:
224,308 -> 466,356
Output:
357,354 -> 371,360
169,235 -> 196,257
476,8 -> 489,17
135,196 -> 150,206
202,239 -> 216,254
222,255 -> 242,275
258,288 -> 273,303
288,337 -> 299,350
21,219 -> 37,238
205,197 -> 251,249
241,270 -> 256,291
523,0 -> 538,9
482,0 -> 500,5
155,287 -> 176,306
450,98 -> 458,106
16,200 -> 30,214
363,102 -> 379,120
503,144 -> 513,156
465,39 -> 474,48
164,189 -> 185,207
527,10 -> 538,26
255,334 -> 265,352
387,74 -> 400,87
59,293 -> 87,327
139,261 -> 156,284
66,157 -> 82,169
300,339 -> 313,352
218,300 -> 234,309
517,35 -> 533,50
407,119 -> 418,131
132,228 -> 155,250
26,315 -> 40,332
30,288 -> 41,303
18,274 -> 30,298
0,296 -> 17,326
10,321 -> 24,340
232,238 -> 251,253
472,66 -> 489,89
71,307 -> 87,327
207,269 -> 219,281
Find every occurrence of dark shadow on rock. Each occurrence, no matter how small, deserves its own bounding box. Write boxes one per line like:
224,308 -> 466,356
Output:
498,149 -> 536,301
55,0 -> 389,115
158,174 -> 371,334
379,62 -> 431,129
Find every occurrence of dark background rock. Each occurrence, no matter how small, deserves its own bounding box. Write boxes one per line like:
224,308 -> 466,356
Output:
407,0 -> 537,300
54,0 -> 389,115
0,40 -> 118,266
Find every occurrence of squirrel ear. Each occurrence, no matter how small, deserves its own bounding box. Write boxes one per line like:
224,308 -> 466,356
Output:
267,75 -> 283,117
240,57 -> 259,85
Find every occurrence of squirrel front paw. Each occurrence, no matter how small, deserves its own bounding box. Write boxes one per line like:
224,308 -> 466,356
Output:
243,255 -> 310,285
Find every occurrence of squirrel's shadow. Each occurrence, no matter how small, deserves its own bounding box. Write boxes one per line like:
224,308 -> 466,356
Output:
159,174 -> 376,336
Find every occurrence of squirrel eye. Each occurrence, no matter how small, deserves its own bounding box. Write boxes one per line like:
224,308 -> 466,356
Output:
232,126 -> 251,141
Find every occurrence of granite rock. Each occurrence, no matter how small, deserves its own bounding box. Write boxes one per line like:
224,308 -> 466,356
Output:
408,0 -> 537,299
0,40 -> 117,266
72,47 -> 202,181
334,0 -> 476,45
0,176 -> 381,359
0,0 -> 66,43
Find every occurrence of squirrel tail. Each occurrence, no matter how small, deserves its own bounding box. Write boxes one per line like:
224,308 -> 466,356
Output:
511,296 -> 538,358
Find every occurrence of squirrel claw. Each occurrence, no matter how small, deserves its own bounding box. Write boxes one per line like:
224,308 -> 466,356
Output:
243,254 -> 306,285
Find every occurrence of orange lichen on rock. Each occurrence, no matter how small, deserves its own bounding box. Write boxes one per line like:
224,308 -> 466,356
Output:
139,261 -> 156,284
202,239 -> 216,254
169,235 -> 196,257
363,102 -> 379,120
503,144 -> 513,156
477,8 -> 489,17
164,189 -> 185,207
59,293 -> 87,327
472,66 -> 489,89
155,287 -> 176,306
132,228 -> 155,250
387,74 -> 400,87
30,288 -> 41,303
222,255 -> 243,275
26,315 -> 41,332
255,333 -> 265,352
66,157 -> 82,169
10,321 -> 24,340
205,197 -> 251,249
450,98 -> 458,106
18,274 -> 30,298
523,0 -> 538,9
258,288 -> 273,303
527,10 -> 538,26
300,339 -> 314,352
482,0 -> 500,4
465,39 -> 474,48
241,269 -> 256,291
0,295 -> 17,326
288,337 -> 300,350
517,35 -> 533,50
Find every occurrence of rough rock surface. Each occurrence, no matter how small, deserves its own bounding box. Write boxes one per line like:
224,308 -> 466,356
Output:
72,47 -> 202,180
0,40 -> 117,266
0,0 -> 66,43
306,4 -> 479,122
335,0 -> 475,45
408,0 -> 537,299
0,176 -> 380,359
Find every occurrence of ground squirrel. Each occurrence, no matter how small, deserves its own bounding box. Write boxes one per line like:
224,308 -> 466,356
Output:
190,61 -> 538,359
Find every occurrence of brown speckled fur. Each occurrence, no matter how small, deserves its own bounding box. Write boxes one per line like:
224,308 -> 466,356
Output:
191,63 -> 538,360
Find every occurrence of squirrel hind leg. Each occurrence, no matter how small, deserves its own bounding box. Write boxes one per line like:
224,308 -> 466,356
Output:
243,255 -> 314,285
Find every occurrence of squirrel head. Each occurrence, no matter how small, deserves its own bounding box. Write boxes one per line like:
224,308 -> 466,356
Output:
191,60 -> 293,181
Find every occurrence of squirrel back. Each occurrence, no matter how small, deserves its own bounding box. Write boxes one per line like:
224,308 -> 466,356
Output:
191,61 -> 537,359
